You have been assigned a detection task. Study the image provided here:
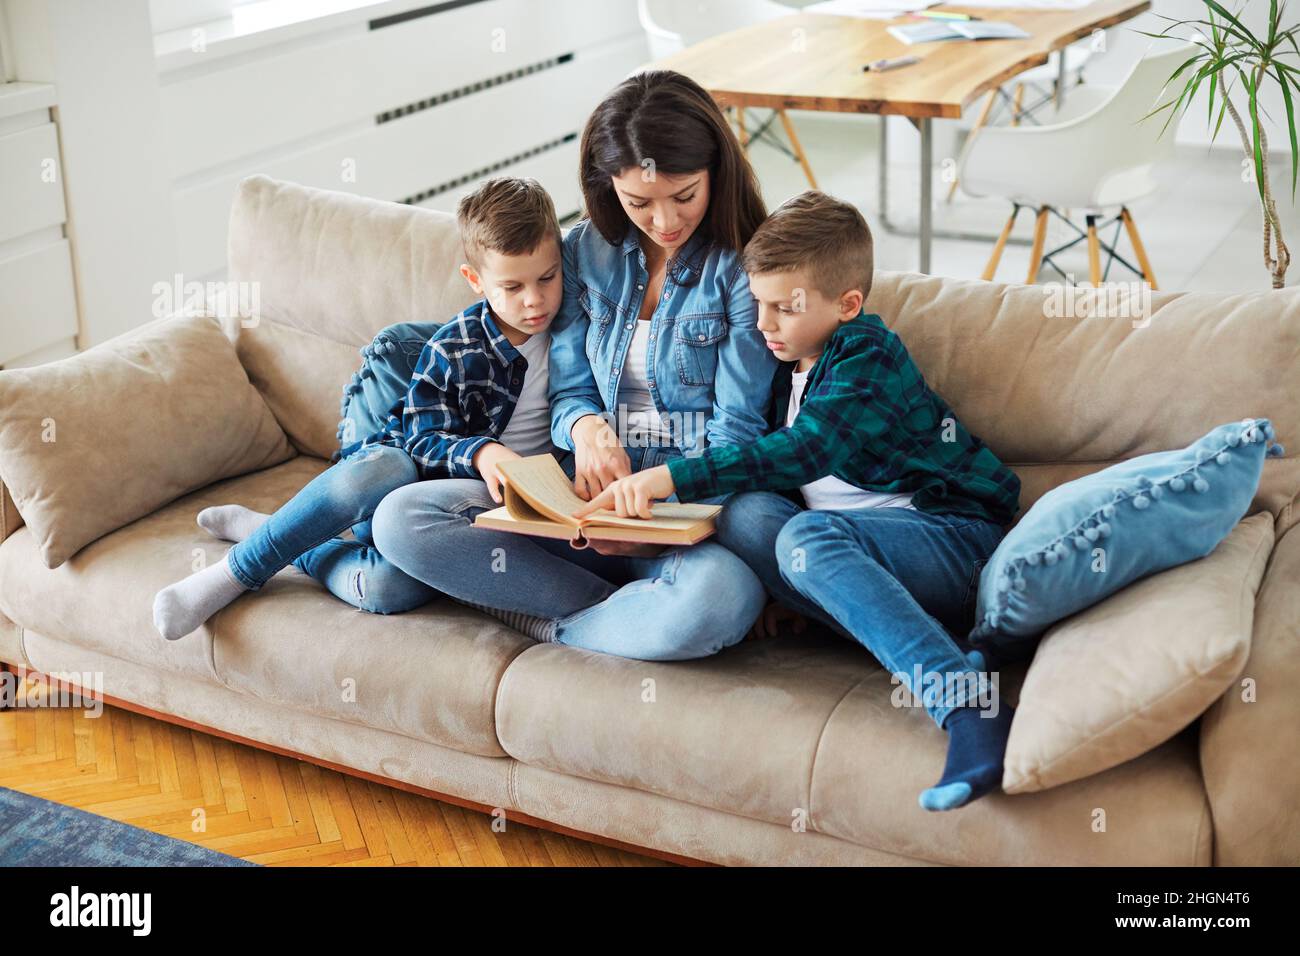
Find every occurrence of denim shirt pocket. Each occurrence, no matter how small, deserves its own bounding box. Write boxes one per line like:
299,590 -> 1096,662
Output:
673,314 -> 727,387
582,288 -> 617,353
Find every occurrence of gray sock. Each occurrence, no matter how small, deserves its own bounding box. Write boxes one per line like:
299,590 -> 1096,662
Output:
462,600 -> 558,644
152,552 -> 249,641
197,505 -> 270,543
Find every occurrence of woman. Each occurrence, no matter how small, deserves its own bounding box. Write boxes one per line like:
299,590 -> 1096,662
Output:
370,70 -> 780,660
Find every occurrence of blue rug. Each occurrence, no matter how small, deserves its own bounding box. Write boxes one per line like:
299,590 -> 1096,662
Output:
0,787 -> 257,866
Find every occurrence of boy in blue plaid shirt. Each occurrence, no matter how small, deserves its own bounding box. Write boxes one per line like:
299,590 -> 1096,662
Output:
153,177 -> 564,639
579,191 -> 1023,811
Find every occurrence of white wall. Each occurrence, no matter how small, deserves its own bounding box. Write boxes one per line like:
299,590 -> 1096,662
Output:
3,0 -> 178,349
0,0 -> 648,358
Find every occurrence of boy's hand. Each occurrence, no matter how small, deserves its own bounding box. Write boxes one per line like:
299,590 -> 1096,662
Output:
747,601 -> 809,641
472,442 -> 521,504
573,465 -> 675,520
570,415 -> 631,501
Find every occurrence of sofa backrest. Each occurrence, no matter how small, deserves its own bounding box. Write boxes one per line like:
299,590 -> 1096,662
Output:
224,175 -> 479,459
867,272 -> 1300,533
224,175 -> 1300,532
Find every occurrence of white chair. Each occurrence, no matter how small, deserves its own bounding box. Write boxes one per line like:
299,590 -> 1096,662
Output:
945,41 -> 1096,202
637,0 -> 819,188
959,42 -> 1193,287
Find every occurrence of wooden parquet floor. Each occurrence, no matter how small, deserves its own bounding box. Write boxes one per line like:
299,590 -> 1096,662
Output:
0,672 -> 667,867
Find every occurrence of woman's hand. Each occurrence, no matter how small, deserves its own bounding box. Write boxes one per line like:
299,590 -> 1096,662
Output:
574,465 -> 676,520
747,602 -> 809,641
472,441 -> 521,504
570,414 -> 631,501
585,540 -> 668,558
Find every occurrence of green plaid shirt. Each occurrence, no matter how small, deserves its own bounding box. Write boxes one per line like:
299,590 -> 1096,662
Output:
667,312 -> 1021,525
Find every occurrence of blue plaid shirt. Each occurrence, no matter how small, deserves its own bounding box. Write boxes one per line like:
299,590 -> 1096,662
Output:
349,300 -> 530,480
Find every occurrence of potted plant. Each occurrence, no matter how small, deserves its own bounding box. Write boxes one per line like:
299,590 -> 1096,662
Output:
1144,1 -> 1299,288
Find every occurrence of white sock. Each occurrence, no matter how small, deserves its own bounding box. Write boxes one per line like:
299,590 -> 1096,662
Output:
152,552 -> 249,641
197,504 -> 270,542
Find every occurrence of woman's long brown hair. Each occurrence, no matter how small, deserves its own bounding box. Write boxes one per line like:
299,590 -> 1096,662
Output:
578,70 -> 767,255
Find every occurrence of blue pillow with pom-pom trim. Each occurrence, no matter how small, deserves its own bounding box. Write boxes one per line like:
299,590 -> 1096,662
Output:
331,321 -> 440,463
969,418 -> 1283,661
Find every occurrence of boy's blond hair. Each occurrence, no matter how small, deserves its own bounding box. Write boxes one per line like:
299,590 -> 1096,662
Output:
456,177 -> 561,271
741,190 -> 874,302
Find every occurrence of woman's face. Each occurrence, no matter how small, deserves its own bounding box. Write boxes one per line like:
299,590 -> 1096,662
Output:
610,167 -> 711,259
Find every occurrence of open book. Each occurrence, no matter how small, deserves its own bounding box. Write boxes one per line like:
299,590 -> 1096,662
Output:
887,19 -> 1029,44
472,454 -> 722,547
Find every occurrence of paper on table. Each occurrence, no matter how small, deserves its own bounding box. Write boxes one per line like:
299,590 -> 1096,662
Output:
805,0 -> 937,20
956,0 -> 1093,9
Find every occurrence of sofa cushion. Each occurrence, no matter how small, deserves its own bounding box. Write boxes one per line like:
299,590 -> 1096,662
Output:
226,315 -> 363,461
972,418 -> 1278,649
0,455 -> 534,755
1002,512 -> 1272,794
494,636 -> 1212,865
0,460 -> 333,685
210,557 -> 532,759
0,314 -> 293,568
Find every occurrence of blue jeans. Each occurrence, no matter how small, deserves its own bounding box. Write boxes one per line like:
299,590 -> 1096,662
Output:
226,444 -> 438,614
369,444 -> 765,661
715,491 -> 1004,728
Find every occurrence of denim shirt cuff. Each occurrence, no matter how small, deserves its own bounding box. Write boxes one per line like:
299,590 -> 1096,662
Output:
552,400 -> 604,452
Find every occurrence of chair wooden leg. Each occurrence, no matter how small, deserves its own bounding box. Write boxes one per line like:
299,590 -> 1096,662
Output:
1121,206 -> 1158,289
1026,206 -> 1049,283
1086,214 -> 1102,285
777,109 -> 818,190
1011,83 -> 1026,126
948,88 -> 998,202
983,205 -> 1021,281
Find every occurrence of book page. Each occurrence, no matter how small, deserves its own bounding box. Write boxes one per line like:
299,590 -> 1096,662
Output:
585,502 -> 721,530
497,455 -> 586,527
497,455 -> 722,532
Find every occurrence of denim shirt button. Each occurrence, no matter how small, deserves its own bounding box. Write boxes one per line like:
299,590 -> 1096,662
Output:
625,322 -> 633,330
697,334 -> 706,341
637,284 -> 644,291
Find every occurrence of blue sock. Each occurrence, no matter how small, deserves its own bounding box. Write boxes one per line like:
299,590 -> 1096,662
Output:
918,702 -> 1014,812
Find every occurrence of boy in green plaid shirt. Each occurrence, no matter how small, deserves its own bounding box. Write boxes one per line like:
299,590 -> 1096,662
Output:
577,191 -> 1022,811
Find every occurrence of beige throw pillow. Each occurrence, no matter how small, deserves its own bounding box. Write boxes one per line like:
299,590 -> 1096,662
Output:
0,314 -> 293,568
1003,512 -> 1274,793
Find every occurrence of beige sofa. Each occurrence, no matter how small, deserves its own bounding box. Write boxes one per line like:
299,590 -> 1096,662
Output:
1,175 -> 1297,866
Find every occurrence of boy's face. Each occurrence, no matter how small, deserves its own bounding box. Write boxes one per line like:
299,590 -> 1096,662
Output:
460,237 -> 563,346
750,270 -> 863,371
610,168 -> 710,259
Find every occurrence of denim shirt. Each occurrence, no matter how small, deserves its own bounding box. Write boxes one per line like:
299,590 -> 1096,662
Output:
548,218 -> 779,458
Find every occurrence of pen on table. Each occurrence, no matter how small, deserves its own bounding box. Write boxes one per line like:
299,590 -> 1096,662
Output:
863,55 -> 920,73
916,10 -> 980,20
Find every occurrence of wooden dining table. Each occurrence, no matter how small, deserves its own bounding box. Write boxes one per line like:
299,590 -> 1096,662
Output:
648,1 -> 1152,274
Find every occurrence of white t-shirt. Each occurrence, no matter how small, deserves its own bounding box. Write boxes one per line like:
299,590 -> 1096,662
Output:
616,320 -> 675,446
787,366 -> 916,512
497,331 -> 554,458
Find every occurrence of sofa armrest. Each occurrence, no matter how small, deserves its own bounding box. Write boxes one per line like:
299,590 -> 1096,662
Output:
1200,520 -> 1300,865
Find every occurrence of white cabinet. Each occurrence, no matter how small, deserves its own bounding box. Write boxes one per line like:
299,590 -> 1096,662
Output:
0,82 -> 78,368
